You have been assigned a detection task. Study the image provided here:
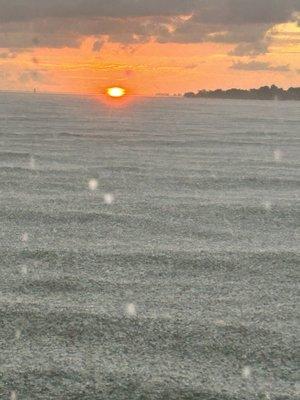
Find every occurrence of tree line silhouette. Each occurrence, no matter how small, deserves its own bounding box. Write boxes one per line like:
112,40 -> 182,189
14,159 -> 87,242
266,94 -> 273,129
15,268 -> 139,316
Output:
184,85 -> 300,100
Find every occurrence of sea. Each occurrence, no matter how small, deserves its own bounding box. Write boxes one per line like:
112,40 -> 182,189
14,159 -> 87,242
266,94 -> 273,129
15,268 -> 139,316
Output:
0,92 -> 298,399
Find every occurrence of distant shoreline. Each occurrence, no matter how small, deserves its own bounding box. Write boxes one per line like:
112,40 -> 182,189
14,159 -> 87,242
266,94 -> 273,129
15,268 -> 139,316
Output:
184,85 -> 300,101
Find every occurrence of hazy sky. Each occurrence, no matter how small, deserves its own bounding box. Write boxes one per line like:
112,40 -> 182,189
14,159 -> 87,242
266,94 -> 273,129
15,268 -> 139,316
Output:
0,0 -> 299,94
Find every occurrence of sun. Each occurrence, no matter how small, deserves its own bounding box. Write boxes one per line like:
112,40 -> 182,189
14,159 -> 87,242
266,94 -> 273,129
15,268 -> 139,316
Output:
106,87 -> 126,98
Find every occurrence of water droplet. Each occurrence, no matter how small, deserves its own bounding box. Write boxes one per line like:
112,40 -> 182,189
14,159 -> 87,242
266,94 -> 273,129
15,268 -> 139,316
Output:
125,303 -> 136,317
88,179 -> 98,191
259,393 -> 271,400
21,232 -> 28,243
21,265 -> 28,276
273,149 -> 283,162
263,201 -> 272,211
15,329 -> 21,340
10,391 -> 17,400
242,366 -> 251,379
29,156 -> 36,170
215,319 -> 226,326
104,193 -> 114,205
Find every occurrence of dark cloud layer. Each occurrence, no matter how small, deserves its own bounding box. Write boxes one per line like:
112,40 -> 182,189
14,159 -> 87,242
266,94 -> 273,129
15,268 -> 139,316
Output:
229,41 -> 270,57
194,0 -> 298,25
0,0 -> 298,23
231,60 -> 291,71
0,0 -> 299,51
0,0 -> 195,22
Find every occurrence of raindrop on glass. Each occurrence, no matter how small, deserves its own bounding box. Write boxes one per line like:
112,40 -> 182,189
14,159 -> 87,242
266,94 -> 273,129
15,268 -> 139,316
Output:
21,232 -> 29,243
242,366 -> 251,379
273,149 -> 283,162
21,265 -> 28,276
15,329 -> 21,340
10,391 -> 17,400
29,156 -> 36,170
263,201 -> 272,211
88,179 -> 98,191
104,193 -> 114,205
125,303 -> 137,317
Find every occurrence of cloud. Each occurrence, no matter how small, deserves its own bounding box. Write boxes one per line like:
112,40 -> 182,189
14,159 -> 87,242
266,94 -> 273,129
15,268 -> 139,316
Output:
231,60 -> 291,71
194,0 -> 298,25
0,16 -> 172,48
0,0 -> 297,24
18,69 -> 47,83
0,26 -> 80,48
229,40 -> 270,56
0,51 -> 17,58
207,24 -> 271,44
0,0 -> 195,23
0,0 -> 298,49
92,40 -> 105,52
0,67 -> 12,79
185,64 -> 199,69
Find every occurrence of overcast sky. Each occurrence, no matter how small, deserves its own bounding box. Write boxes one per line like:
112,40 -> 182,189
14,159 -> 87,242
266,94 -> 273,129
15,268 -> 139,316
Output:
0,0 -> 299,93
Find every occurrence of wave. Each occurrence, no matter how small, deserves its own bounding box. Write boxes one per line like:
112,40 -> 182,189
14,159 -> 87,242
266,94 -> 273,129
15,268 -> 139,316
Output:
0,299 -> 295,399
0,151 -> 30,160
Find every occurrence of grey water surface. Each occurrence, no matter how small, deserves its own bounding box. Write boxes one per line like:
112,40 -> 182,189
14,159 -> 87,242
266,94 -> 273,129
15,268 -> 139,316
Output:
0,93 -> 299,399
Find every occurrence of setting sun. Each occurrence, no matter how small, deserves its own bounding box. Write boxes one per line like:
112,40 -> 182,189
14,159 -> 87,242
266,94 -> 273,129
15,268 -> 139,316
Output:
106,87 -> 126,98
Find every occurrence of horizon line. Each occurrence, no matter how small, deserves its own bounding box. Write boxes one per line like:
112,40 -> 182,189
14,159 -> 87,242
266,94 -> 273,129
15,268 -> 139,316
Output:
0,84 -> 299,97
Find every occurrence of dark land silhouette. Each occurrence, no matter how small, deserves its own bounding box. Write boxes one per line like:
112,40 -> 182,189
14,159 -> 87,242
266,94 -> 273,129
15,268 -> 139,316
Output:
184,85 -> 300,100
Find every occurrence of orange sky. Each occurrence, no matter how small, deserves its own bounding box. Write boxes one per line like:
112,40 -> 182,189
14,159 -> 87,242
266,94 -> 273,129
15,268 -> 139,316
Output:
0,21 -> 299,95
